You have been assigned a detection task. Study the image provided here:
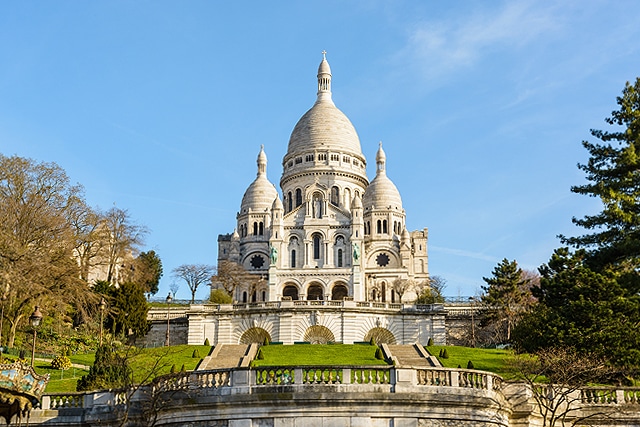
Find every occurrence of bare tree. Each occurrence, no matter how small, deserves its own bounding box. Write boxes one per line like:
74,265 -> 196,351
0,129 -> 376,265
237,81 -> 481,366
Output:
210,260 -> 249,301
391,278 -> 414,302
103,207 -> 147,285
172,264 -> 214,303
511,347 -> 618,427
0,155 -> 97,346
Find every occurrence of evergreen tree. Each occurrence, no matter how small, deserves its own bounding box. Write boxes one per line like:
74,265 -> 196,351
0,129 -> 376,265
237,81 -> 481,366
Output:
105,281 -> 150,339
562,78 -> 640,271
513,248 -> 640,369
481,258 -> 531,342
77,344 -> 130,391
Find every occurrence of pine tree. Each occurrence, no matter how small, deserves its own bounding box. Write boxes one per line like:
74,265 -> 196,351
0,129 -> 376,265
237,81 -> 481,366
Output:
481,259 -> 530,342
562,78 -> 640,271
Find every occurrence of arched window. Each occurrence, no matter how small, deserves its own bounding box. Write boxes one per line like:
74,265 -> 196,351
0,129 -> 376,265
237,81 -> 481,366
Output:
287,191 -> 292,212
381,282 -> 386,302
262,291 -> 266,301
331,284 -> 349,301
313,233 -> 322,260
283,285 -> 299,300
377,220 -> 382,234
337,249 -> 343,267
383,220 -> 388,234
253,222 -> 258,236
259,222 -> 264,236
251,292 -> 257,303
295,189 -> 302,207
242,292 -> 248,303
291,249 -> 296,268
307,284 -> 323,301
331,186 -> 340,206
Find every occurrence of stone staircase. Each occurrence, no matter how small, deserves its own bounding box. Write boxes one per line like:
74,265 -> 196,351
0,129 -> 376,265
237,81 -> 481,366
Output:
197,344 -> 257,370
383,343 -> 441,368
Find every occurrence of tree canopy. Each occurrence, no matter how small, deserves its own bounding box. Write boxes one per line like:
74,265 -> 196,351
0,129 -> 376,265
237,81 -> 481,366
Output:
561,78 -> 640,271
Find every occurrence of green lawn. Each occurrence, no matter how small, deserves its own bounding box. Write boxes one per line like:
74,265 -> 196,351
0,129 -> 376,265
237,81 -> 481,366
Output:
14,345 -> 212,393
427,345 -> 519,379
251,343 -> 389,366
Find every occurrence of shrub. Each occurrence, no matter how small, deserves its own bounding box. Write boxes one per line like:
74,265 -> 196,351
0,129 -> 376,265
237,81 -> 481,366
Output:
427,338 -> 434,346
467,360 -> 474,369
170,364 -> 176,374
204,338 -> 210,346
438,349 -> 443,357
375,347 -> 384,360
263,337 -> 270,346
76,345 -> 131,391
369,337 -> 376,346
180,363 -> 186,372
442,349 -> 449,359
51,355 -> 72,370
257,348 -> 264,360
192,349 -> 201,358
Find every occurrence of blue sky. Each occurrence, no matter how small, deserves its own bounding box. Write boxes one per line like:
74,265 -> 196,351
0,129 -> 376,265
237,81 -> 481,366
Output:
2,1 -> 639,300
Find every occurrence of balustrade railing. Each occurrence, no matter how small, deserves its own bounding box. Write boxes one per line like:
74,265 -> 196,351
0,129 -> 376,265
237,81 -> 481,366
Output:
38,367 -> 640,413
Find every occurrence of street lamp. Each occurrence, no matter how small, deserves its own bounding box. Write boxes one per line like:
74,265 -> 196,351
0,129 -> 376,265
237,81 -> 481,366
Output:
99,297 -> 106,347
165,292 -> 172,346
29,306 -> 43,366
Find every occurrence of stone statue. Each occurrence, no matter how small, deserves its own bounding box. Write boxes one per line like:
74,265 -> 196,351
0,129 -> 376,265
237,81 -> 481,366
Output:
353,243 -> 360,265
270,245 -> 278,265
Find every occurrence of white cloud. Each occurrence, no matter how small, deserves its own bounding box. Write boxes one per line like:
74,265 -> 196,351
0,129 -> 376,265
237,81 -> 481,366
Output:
396,1 -> 561,81
430,245 -> 498,264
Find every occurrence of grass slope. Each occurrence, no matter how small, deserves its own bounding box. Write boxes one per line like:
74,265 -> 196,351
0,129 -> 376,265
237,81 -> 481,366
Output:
252,343 -> 389,366
427,345 -> 518,379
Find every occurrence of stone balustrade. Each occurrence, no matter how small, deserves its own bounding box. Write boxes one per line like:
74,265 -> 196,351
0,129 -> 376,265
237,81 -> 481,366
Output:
27,365 -> 640,426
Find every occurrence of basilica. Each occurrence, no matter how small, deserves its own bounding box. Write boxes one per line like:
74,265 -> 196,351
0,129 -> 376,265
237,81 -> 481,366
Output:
218,53 -> 429,305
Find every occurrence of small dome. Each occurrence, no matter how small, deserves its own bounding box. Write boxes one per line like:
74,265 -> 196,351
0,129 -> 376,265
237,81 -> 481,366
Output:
272,194 -> 284,210
363,142 -> 403,211
351,193 -> 363,210
240,146 -> 278,214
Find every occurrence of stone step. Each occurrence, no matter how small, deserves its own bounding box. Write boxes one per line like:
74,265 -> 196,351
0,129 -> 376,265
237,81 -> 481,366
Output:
198,344 -> 251,370
386,344 -> 441,367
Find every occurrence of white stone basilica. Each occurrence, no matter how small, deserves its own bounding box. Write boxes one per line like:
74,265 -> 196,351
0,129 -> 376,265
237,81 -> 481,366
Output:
218,53 -> 429,305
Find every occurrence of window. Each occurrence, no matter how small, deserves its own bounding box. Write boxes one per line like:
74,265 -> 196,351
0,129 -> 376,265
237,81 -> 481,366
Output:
287,192 -> 292,212
331,186 -> 340,206
313,234 -> 321,260
305,154 -> 314,162
318,153 -> 327,161
291,249 -> 296,268
259,222 -> 264,236
295,189 -> 302,207
383,220 -> 388,234
295,157 -> 302,164
337,249 -> 343,267
253,222 -> 258,236
330,154 -> 339,162
343,156 -> 350,163
376,220 -> 382,234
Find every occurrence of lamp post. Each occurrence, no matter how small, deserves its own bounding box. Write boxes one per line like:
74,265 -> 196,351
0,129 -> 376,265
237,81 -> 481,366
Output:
0,293 -> 6,354
165,292 -> 172,347
30,306 -> 43,366
99,297 -> 106,347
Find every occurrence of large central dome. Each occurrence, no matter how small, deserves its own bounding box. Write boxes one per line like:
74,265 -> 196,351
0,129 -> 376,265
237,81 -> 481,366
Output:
284,55 -> 364,161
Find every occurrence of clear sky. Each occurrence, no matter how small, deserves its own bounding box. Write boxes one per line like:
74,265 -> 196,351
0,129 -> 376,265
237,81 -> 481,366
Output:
2,1 -> 639,300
